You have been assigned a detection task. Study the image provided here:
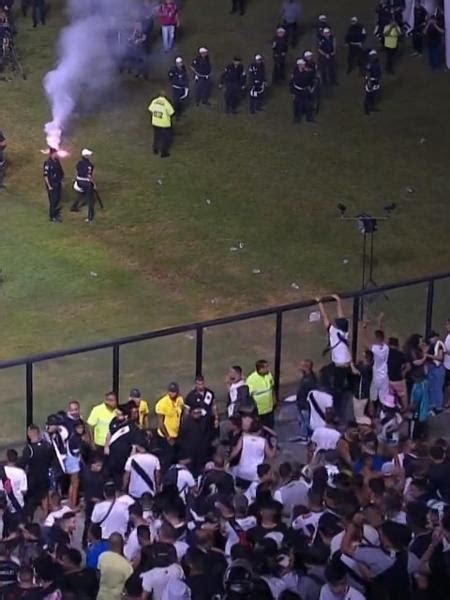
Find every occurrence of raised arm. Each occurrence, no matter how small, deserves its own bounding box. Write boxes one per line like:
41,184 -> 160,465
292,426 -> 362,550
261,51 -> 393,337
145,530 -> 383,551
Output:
315,297 -> 331,329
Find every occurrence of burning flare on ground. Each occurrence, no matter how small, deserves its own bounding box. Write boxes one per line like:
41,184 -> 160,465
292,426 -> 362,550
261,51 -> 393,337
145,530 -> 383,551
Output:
40,122 -> 70,157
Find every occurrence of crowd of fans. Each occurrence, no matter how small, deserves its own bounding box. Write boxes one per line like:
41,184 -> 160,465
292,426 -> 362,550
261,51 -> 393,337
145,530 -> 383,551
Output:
0,296 -> 448,599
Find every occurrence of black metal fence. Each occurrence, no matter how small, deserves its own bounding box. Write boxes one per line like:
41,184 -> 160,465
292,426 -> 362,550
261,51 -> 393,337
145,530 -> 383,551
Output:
0,271 -> 449,430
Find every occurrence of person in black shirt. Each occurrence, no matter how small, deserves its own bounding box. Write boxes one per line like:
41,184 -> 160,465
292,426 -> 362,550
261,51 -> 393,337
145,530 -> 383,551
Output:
350,350 -> 373,422
70,148 -> 95,223
184,547 -> 213,600
191,47 -> 212,106
424,14 -> 445,70
168,57 -> 189,118
178,408 -> 213,477
294,359 -> 317,442
197,454 -> 235,500
345,16 -> 366,74
219,57 -> 246,114
48,511 -> 76,552
411,1 -> 428,56
388,337 -> 408,411
60,547 -> 98,600
0,541 -> 19,590
185,375 -> 219,442
81,453 -> 105,547
5,564 -> 43,599
272,27 -> 288,83
428,444 -> 450,502
43,148 -> 64,222
21,424 -> 54,519
105,404 -> 137,488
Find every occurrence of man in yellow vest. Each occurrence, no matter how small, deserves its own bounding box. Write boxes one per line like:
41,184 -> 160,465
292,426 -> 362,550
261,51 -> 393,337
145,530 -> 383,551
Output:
246,359 -> 276,429
383,17 -> 401,74
148,91 -> 175,158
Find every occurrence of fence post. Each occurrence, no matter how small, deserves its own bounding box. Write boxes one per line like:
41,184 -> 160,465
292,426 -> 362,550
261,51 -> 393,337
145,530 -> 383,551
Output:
26,362 -> 33,427
352,296 -> 360,362
195,327 -> 203,376
112,345 -> 120,399
274,312 -> 283,394
425,279 -> 435,338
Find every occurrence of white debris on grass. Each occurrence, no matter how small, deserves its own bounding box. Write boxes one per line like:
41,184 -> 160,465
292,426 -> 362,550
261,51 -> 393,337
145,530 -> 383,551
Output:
252,268 -> 261,274
291,282 -> 300,289
309,311 -> 321,322
89,271 -> 98,277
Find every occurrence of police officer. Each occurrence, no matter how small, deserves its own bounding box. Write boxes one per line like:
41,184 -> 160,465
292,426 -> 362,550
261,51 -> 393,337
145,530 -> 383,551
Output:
219,56 -> 246,114
316,14 -> 330,40
71,148 -> 96,223
411,0 -> 427,56
318,27 -> 337,86
290,59 -> 314,123
43,148 -> 64,223
364,50 -> 381,115
345,16 -> 367,74
31,0 -> 46,28
375,1 -> 392,41
191,47 -> 212,106
248,54 -> 266,114
391,0 -> 405,27
148,91 -> 175,158
168,56 -> 189,118
272,27 -> 288,83
303,50 -> 320,114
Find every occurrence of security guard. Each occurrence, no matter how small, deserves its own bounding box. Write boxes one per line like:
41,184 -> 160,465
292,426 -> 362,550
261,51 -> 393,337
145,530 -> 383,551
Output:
303,50 -> 320,114
272,27 -> 288,83
168,57 -> 189,118
318,27 -> 337,86
43,148 -> 64,223
345,16 -> 367,74
191,47 -> 212,106
290,59 -> 314,123
71,148 -> 96,223
219,56 -> 246,114
248,54 -> 266,114
364,50 -> 381,115
316,14 -> 330,40
148,91 -> 175,158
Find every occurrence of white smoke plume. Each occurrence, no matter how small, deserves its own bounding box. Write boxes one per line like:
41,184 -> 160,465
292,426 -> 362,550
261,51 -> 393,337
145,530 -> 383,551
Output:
44,0 -> 141,149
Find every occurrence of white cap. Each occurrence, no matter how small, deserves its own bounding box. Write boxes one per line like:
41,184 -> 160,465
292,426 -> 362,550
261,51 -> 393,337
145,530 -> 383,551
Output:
369,49 -> 377,56
81,148 -> 93,157
304,51 -> 313,58
175,56 -> 183,63
199,47 -> 208,53
296,58 -> 306,66
351,16 -> 358,22
276,27 -> 286,34
319,14 -> 327,20
323,27 -> 331,34
255,54 -> 262,61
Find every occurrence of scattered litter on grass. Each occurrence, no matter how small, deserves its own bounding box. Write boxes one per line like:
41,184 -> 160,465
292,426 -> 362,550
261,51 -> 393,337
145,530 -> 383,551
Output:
229,246 -> 238,252
210,298 -> 219,304
206,198 -> 212,205
313,131 -> 319,136
238,241 -> 245,249
252,268 -> 261,274
342,258 -> 349,265
291,282 -> 300,290
418,138 -> 426,144
185,333 -> 195,340
156,178 -> 163,186
405,187 -> 414,193
89,271 -> 98,277
309,311 -> 321,322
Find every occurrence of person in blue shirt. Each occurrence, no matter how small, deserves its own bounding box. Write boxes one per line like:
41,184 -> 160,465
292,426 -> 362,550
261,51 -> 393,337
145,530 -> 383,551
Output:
410,368 -> 429,440
85,523 -> 109,569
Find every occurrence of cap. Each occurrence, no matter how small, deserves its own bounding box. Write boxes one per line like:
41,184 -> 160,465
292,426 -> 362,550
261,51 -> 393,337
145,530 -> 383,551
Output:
129,388 -> 141,398
168,382 -> 180,393
255,54 -> 262,61
296,58 -> 306,66
369,49 -> 378,56
319,14 -> 327,21
304,51 -> 313,58
351,16 -> 358,23
175,56 -> 183,63
198,47 -> 208,53
81,148 -> 93,157
323,27 -> 331,34
276,27 -> 286,34
381,393 -> 396,408
233,56 -> 242,62
162,579 -> 191,600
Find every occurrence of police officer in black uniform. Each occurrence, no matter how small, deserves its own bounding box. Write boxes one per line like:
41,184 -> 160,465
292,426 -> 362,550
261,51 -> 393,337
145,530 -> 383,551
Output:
168,56 -> 189,118
219,56 -> 246,114
391,0 -> 405,27
71,148 -> 96,223
375,1 -> 392,41
411,1 -> 427,55
345,16 -> 367,74
43,148 -> 64,223
316,14 -> 330,41
290,58 -> 314,123
272,27 -> 288,83
318,27 -> 337,86
191,47 -> 212,106
364,50 -> 382,115
303,50 -> 320,114
248,54 -> 266,114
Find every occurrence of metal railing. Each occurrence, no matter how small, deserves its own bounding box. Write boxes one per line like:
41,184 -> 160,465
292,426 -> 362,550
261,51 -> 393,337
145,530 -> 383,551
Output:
1,271 -> 449,429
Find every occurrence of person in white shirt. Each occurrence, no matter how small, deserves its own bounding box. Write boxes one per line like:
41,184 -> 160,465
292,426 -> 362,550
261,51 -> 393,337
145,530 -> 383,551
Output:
226,365 -> 250,417
140,542 -> 184,600
311,415 -> 341,455
320,561 -> 366,600
443,319 -> 450,408
91,482 -> 130,539
163,460 -> 196,504
307,385 -> 334,431
0,450 -> 27,516
365,321 -> 389,403
123,441 -> 161,499
230,415 -> 275,486
273,462 -> 310,519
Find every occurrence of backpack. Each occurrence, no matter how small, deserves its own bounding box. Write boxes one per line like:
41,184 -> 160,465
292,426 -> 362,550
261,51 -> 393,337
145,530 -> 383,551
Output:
162,465 -> 182,488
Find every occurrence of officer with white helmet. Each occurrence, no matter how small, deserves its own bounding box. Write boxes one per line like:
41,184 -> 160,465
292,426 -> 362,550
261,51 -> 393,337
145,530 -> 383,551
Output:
191,47 -> 212,106
248,54 -> 266,114
71,148 -> 96,223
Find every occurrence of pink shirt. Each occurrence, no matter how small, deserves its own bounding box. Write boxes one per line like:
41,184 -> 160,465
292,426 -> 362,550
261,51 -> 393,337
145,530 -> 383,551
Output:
158,3 -> 178,26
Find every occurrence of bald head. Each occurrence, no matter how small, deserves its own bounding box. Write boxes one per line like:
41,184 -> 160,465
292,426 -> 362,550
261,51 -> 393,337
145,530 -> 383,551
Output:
109,532 -> 124,554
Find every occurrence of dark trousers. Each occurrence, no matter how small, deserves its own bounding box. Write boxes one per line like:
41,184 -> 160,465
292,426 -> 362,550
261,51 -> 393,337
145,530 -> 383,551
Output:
32,0 -> 46,26
318,56 -> 337,85
347,45 -> 364,74
283,21 -> 298,47
153,126 -> 171,157
428,44 -> 442,70
259,411 -> 275,430
172,87 -> 187,117
47,184 -> 61,220
384,47 -> 397,73
249,92 -> 263,114
224,84 -> 241,112
272,56 -> 286,83
157,436 -> 177,473
195,78 -> 211,104
364,90 -> 377,114
293,91 -> 313,122
22,0 -> 30,16
412,33 -> 423,54
231,0 -> 245,15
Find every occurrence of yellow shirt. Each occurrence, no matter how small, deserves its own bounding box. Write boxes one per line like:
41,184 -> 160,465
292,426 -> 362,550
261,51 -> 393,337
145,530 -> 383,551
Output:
155,394 -> 184,438
246,371 -> 275,415
148,96 -> 175,128
383,24 -> 400,49
137,399 -> 149,428
87,403 -> 117,446
97,551 -> 133,600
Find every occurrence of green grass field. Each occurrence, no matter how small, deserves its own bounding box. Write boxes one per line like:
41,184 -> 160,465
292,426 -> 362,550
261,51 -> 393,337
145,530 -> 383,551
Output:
0,0 -> 449,443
